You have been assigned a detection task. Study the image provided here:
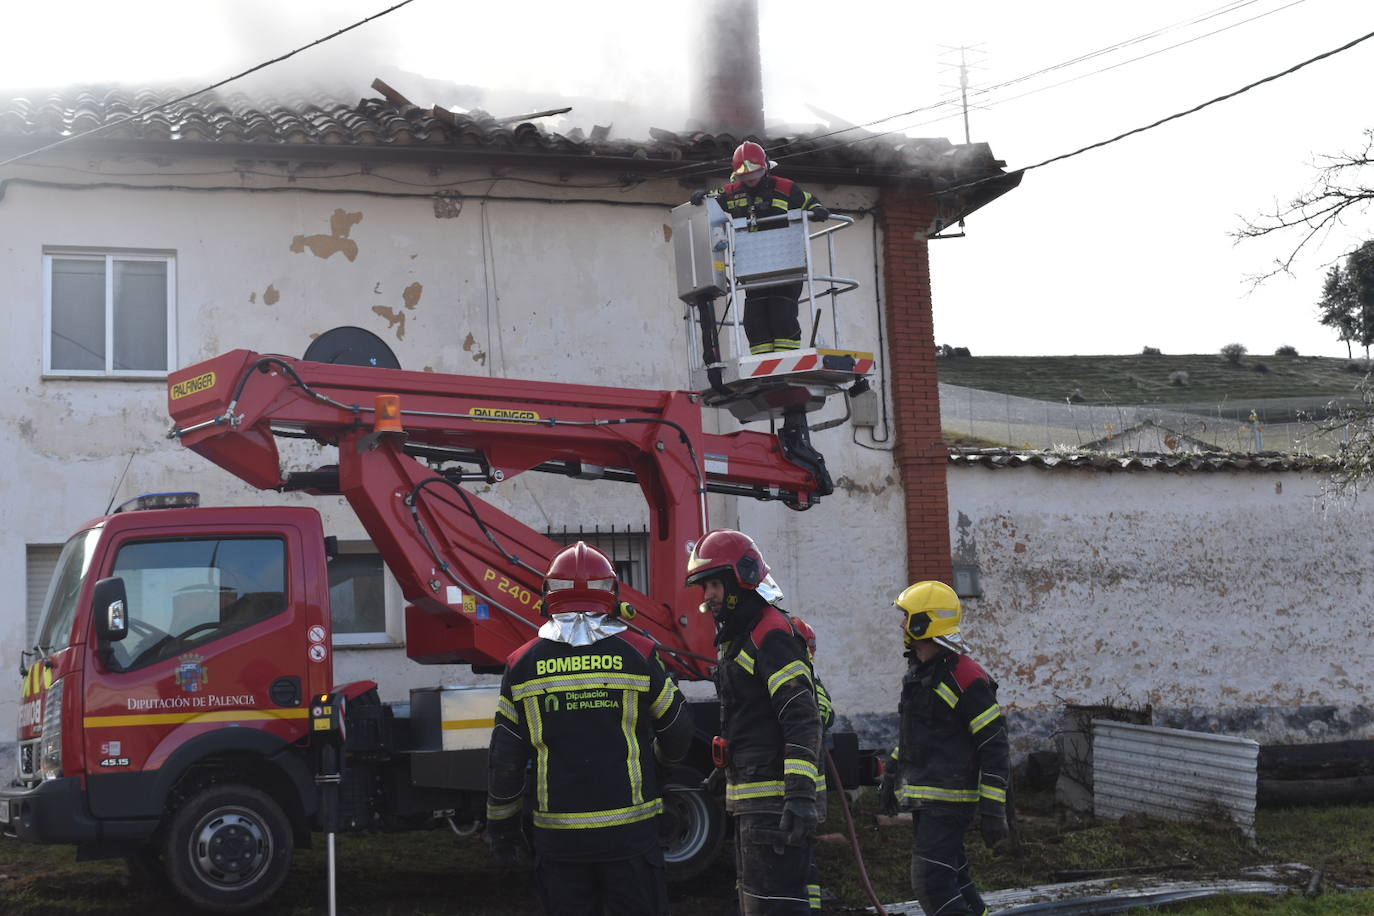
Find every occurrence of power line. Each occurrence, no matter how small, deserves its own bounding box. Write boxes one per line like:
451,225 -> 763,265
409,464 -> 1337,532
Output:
0,0 -> 421,170
937,24 -> 1374,198
769,0 -> 1308,168
791,0 -> 1308,166
654,0 -> 1281,184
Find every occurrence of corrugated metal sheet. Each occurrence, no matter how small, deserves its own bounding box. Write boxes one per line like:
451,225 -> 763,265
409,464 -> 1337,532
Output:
1093,720 -> 1258,838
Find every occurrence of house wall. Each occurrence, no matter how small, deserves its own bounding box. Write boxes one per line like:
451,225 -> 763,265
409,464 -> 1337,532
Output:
0,154 -> 908,756
937,464 -> 1374,754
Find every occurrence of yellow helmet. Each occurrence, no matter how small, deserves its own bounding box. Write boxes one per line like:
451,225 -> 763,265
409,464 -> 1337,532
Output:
893,581 -> 966,653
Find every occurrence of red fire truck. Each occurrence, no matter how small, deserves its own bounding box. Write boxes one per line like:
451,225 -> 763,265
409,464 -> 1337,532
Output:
1,336 -> 876,912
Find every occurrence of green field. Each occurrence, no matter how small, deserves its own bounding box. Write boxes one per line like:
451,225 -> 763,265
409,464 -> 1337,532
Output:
937,353 -> 1368,412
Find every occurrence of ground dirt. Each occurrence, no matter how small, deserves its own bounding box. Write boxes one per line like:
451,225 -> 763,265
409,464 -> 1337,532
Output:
2,790 -> 1372,914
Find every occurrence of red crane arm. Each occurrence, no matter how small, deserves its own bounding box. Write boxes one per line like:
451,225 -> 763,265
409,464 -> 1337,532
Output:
166,350 -> 824,679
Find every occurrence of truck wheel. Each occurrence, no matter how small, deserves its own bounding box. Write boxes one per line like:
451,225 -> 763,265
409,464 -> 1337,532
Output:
163,784 -> 292,914
661,778 -> 726,883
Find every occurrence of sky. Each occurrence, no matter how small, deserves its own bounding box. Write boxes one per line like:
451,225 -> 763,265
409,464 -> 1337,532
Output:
4,0 -> 1373,357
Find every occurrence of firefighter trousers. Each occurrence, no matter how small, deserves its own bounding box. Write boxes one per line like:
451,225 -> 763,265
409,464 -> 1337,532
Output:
909,804 -> 988,916
534,850 -> 669,916
743,282 -> 803,353
734,809 -> 813,915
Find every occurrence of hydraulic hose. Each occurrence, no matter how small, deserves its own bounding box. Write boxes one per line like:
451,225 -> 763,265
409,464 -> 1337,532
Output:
825,747 -> 887,916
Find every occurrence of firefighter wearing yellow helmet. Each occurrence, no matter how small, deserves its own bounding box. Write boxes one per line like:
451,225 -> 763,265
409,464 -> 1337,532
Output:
880,581 -> 1010,916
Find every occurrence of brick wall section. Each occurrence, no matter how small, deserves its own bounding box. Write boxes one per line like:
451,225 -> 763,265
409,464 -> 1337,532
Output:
878,187 -> 954,585
692,0 -> 765,136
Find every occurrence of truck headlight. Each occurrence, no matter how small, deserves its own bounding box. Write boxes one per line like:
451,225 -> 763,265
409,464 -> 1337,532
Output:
39,677 -> 63,781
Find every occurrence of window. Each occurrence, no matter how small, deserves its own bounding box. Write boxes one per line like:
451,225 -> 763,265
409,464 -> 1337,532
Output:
108,537 -> 286,671
44,250 -> 176,376
328,541 -> 402,647
26,545 -> 63,648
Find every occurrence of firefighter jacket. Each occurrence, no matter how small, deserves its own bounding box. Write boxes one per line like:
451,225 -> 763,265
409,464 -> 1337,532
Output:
486,630 -> 691,860
716,175 -> 825,230
715,605 -> 823,813
890,650 -> 1009,816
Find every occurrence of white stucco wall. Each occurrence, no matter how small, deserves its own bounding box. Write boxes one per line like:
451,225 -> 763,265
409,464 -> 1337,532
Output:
0,152 -> 894,742
946,464 -> 1374,750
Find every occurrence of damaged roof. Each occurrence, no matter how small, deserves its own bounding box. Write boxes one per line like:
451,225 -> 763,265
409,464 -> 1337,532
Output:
0,85 -> 1019,207
949,448 -> 1341,473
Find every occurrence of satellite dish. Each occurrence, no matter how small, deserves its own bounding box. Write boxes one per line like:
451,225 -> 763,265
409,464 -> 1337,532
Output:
303,327 -> 401,369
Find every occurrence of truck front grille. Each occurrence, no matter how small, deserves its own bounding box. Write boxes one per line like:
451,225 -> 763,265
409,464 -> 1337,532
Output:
17,739 -> 38,784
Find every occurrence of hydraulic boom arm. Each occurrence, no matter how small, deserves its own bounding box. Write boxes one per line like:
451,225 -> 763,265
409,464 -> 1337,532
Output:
167,350 -> 828,679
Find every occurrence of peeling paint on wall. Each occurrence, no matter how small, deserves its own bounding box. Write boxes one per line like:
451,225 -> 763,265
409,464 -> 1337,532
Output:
372,306 -> 406,340
290,208 -> 363,261
948,465 -> 1374,749
833,474 -> 895,496
263,284 -> 280,305
662,224 -> 672,242
402,282 -> 422,310
463,332 -> 487,366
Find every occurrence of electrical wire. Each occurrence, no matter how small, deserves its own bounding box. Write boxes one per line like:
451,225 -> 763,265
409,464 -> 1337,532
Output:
780,0 -> 1310,164
648,0 -> 1296,185
936,23 -> 1374,199
0,0 -> 421,170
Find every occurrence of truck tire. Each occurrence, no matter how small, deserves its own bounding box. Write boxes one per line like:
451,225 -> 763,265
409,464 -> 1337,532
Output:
163,783 -> 292,913
661,778 -> 726,883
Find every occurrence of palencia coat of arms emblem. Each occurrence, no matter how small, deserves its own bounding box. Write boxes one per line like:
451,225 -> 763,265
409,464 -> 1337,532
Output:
175,654 -> 209,693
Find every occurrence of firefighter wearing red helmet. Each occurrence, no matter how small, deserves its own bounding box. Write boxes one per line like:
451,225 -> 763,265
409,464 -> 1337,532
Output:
686,529 -> 823,915
878,581 -> 1010,916
486,541 -> 691,915
688,140 -> 831,355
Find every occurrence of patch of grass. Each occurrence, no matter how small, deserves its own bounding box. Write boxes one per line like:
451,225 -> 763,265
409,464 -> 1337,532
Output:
3,797 -> 1373,914
936,354 -> 1364,411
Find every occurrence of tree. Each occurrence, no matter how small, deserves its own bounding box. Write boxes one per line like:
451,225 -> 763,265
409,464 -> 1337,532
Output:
1316,241 -> 1374,358
1319,263 -> 1358,358
1237,129 -> 1374,274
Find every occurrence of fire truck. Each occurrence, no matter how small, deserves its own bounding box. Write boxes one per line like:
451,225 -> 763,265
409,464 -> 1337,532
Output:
1,205 -> 877,912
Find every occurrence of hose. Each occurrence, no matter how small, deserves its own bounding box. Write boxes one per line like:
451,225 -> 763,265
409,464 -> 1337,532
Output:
825,747 -> 887,916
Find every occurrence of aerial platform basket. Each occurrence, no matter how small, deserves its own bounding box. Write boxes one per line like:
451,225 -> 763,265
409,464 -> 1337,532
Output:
671,198 -> 872,424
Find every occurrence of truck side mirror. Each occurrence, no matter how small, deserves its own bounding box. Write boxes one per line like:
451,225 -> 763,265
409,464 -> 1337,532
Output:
92,577 -> 129,643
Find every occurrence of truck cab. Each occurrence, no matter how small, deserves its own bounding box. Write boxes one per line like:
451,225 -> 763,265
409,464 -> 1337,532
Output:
4,493 -> 730,913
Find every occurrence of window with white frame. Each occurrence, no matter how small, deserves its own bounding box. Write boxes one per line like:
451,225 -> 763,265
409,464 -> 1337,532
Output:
327,540 -> 403,647
43,250 -> 176,376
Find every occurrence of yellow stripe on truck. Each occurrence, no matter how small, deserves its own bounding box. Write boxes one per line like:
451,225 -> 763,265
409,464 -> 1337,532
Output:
442,717 -> 495,730
83,708 -> 310,728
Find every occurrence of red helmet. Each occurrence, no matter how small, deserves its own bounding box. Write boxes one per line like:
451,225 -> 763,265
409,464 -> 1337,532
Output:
792,616 -> 818,656
685,529 -> 770,590
730,141 -> 775,181
542,541 -> 620,617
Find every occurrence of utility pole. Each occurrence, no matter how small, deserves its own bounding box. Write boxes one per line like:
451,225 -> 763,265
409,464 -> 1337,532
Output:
933,45 -> 986,239
937,44 -> 985,144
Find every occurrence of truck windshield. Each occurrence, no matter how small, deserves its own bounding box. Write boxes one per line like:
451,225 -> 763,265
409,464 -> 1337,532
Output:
35,528 -> 102,652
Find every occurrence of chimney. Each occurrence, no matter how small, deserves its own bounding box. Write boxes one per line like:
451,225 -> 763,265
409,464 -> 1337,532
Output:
692,0 -> 765,136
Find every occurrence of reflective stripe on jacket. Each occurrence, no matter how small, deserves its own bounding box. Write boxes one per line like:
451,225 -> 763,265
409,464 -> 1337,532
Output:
487,630 -> 691,859
715,605 -> 823,813
891,651 -> 1009,815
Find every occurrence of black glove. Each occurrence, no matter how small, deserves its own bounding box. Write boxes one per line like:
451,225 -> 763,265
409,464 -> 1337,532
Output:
779,798 -> 818,846
979,812 -> 1009,850
808,206 -> 831,222
485,818 -> 527,868
877,771 -> 899,816
690,188 -> 708,206
700,767 -> 726,797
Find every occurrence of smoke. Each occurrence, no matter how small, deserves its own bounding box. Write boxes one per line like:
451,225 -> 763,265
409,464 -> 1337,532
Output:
1,0 -> 699,140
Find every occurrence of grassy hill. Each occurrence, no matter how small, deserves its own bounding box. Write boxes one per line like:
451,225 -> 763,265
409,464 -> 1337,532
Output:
936,353 -> 1369,415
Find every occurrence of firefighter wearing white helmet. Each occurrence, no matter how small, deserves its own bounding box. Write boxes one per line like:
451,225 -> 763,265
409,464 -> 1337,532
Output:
687,140 -> 831,355
879,581 -> 1010,916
